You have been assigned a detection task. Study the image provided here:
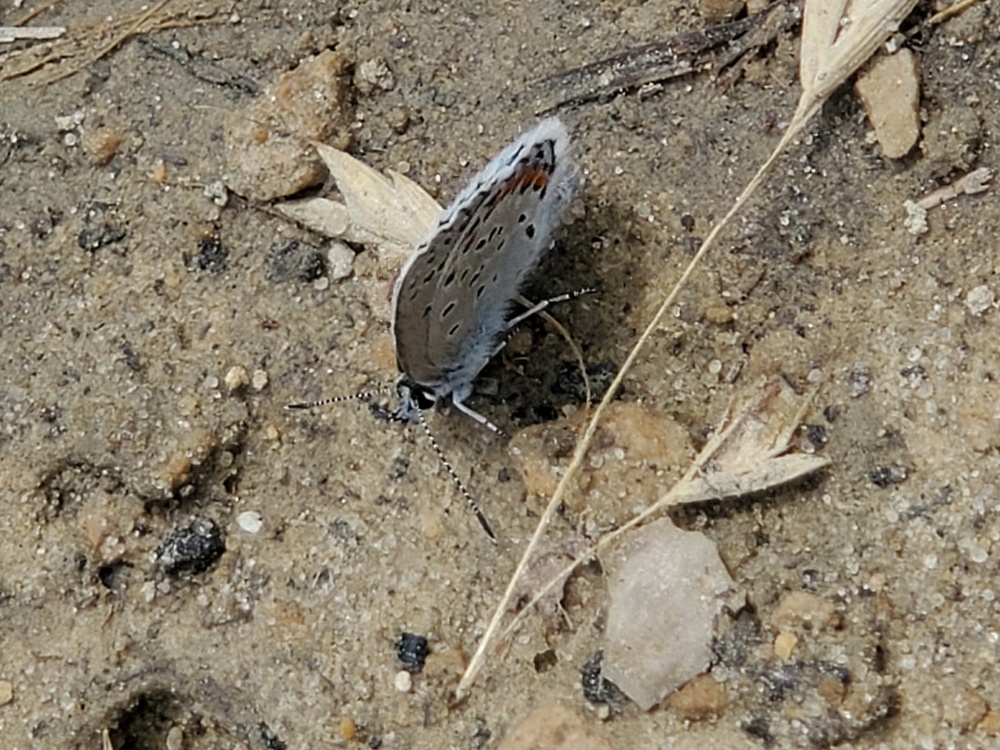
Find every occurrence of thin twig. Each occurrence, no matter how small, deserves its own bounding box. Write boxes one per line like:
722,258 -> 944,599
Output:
12,0 -> 64,27
36,0 -> 174,86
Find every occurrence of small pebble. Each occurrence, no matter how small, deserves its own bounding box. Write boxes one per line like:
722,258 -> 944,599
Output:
237,511 -> 263,534
338,717 -> 357,741
966,285 -> 994,316
224,365 -> 250,391
166,726 -> 184,750
394,670 -> 413,693
855,49 -> 921,159
668,674 -> 728,722
0,680 -> 12,706
773,631 -> 798,660
82,126 -> 122,166
327,241 -> 354,281
356,56 -> 396,94
771,590 -> 838,632
252,369 -> 269,391
699,0 -> 744,23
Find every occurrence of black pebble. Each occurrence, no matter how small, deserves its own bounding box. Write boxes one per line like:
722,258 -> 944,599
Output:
396,632 -> 429,674
156,518 -> 225,575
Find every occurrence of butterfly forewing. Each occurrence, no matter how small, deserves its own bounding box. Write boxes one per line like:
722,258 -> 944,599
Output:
391,118 -> 577,396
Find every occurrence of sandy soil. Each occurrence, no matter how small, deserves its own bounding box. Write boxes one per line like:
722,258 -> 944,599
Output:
1,1 -> 999,748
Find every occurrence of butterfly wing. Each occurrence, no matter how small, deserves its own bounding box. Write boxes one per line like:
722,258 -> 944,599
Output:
392,118 -> 579,397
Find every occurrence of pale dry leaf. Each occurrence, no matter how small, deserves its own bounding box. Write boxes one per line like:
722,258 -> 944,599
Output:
675,378 -> 829,502
275,143 -> 442,266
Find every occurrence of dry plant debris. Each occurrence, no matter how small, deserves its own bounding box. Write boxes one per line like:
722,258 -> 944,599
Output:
496,377 -> 828,666
0,26 -> 64,43
914,166 -> 995,210
533,0 -> 801,114
0,0 -> 219,86
903,167 -> 994,235
276,142 -> 441,269
455,0 -> 920,701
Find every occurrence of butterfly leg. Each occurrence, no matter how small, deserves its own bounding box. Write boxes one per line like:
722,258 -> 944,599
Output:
504,287 -> 595,331
452,399 -> 507,437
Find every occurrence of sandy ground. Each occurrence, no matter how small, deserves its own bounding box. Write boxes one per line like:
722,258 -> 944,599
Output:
2,1 -> 999,748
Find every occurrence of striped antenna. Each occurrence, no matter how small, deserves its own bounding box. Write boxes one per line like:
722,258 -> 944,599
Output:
416,408 -> 497,544
288,385 -> 497,542
286,386 -> 396,411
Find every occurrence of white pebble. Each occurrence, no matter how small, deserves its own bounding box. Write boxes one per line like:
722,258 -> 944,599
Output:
252,369 -> 269,391
966,285 -> 994,316
224,365 -> 249,391
237,511 -> 263,534
394,671 -> 413,692
327,241 -> 354,281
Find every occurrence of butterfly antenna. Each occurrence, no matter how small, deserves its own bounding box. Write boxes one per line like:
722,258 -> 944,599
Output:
416,408 -> 497,544
286,386 -> 396,411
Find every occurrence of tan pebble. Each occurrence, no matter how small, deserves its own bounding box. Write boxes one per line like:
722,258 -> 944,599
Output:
225,49 -> 352,201
338,717 -> 357,741
669,674 -> 728,721
251,369 -> 269,391
855,49 -> 921,159
151,159 -> 168,184
977,709 -> 1000,735
772,590 -> 838,632
496,703 -> 612,750
773,631 -> 797,660
699,0 -> 744,23
703,303 -> 733,325
160,429 -> 220,491
82,127 -> 122,166
941,682 -> 988,730
816,675 -> 846,707
0,680 -> 12,706
224,365 -> 249,391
